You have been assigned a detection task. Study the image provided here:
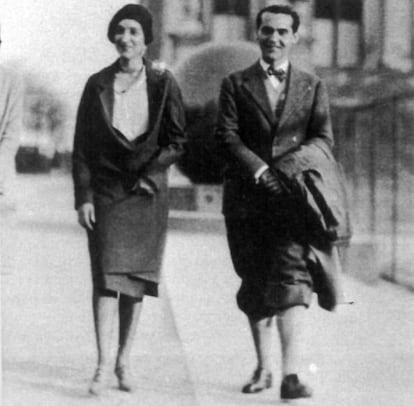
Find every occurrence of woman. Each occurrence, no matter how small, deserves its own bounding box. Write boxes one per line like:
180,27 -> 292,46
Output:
72,4 -> 186,395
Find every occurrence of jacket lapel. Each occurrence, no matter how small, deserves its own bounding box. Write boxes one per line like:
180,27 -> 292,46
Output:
241,61 -> 274,125
95,60 -> 165,150
145,61 -> 164,133
96,62 -> 135,150
96,62 -> 117,126
277,66 -> 313,131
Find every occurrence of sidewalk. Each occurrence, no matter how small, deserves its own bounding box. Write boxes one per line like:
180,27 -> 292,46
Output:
2,173 -> 414,405
1,175 -> 196,406
165,232 -> 414,406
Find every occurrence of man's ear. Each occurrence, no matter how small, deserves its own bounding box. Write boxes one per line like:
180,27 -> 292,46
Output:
293,32 -> 299,44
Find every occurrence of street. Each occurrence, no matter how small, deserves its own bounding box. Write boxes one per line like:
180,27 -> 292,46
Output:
2,173 -> 414,405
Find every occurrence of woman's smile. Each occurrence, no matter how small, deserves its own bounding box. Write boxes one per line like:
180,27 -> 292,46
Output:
114,19 -> 146,60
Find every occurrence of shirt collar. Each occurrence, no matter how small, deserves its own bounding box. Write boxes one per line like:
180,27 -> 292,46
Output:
260,59 -> 289,76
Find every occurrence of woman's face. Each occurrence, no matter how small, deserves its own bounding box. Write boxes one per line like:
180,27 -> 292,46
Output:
113,19 -> 146,60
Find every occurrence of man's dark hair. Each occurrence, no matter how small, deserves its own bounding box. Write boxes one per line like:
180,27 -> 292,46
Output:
256,5 -> 300,33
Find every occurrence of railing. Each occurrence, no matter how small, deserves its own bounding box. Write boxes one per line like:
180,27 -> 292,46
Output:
332,92 -> 414,288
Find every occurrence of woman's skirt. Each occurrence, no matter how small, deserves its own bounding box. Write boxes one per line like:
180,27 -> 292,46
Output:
87,187 -> 168,299
96,273 -> 158,299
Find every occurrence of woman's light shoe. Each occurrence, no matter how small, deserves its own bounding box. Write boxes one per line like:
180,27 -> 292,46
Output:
241,368 -> 273,393
89,366 -> 110,396
115,365 -> 135,392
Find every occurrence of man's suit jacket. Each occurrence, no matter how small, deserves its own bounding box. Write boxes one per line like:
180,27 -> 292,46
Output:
72,59 -> 186,210
216,60 -> 333,218
216,61 -> 344,311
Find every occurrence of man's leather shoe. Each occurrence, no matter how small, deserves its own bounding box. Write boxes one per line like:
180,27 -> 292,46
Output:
241,368 -> 272,393
280,374 -> 312,399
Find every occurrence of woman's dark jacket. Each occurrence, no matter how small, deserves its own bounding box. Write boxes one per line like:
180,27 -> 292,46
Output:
72,60 -> 186,282
73,59 -> 186,209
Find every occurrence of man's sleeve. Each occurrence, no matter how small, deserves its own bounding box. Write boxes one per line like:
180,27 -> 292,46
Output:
0,75 -> 23,194
216,76 -> 267,177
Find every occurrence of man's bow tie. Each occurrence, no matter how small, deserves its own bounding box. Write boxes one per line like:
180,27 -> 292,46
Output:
267,66 -> 287,82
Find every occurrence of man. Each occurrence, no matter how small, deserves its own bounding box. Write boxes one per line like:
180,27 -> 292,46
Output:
0,26 -> 23,275
216,5 -> 338,400
0,25 -> 23,211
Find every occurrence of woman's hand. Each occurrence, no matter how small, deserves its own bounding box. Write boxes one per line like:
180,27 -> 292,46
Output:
137,177 -> 156,196
77,203 -> 95,230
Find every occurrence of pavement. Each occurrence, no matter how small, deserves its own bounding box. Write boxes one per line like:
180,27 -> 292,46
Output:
1,173 -> 414,406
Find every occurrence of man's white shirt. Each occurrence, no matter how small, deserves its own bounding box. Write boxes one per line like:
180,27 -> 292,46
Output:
254,59 -> 290,182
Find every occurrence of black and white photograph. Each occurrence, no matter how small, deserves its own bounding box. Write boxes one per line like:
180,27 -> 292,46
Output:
1,1 -> 414,405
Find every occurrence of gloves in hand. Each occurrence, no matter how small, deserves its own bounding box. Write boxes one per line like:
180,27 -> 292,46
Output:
129,176 -> 157,196
258,168 -> 285,197
138,178 -> 155,196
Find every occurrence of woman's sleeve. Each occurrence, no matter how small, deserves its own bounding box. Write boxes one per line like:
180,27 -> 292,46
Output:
72,78 -> 94,210
144,72 -> 187,173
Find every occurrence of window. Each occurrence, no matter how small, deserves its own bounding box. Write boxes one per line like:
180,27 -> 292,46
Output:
211,0 -> 250,41
383,0 -> 413,71
213,0 -> 249,16
312,0 -> 363,67
166,0 -> 206,37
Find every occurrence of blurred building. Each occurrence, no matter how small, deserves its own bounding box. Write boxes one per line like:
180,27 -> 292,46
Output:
144,0 -> 414,74
141,0 -> 414,288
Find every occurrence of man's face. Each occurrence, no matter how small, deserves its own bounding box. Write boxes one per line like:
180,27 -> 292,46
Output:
257,12 -> 298,66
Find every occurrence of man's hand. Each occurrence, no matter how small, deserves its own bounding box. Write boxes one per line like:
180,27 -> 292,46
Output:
258,168 -> 284,197
77,202 -> 95,230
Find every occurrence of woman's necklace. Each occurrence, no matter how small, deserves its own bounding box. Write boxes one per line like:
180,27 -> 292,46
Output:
114,65 -> 144,94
